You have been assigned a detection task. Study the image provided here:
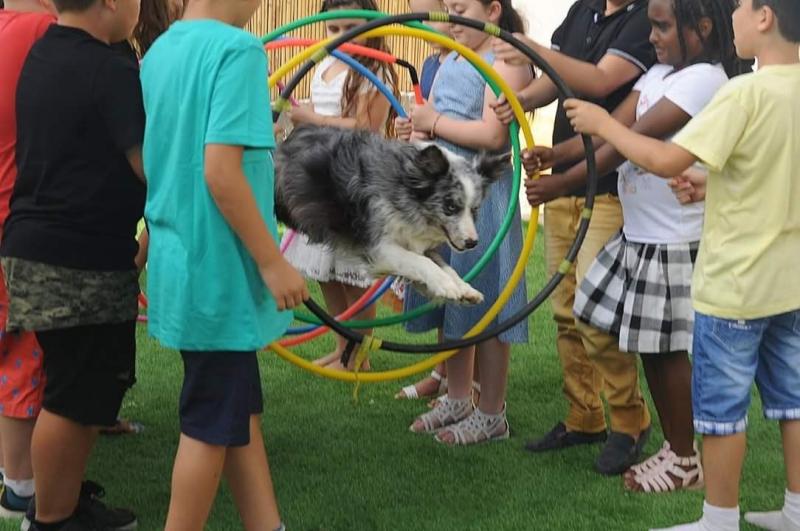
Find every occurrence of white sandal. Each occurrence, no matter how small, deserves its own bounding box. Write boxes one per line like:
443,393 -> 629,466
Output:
628,442 -> 704,493
396,370 -> 448,400
626,441 -> 674,477
435,404 -> 510,446
409,395 -> 472,433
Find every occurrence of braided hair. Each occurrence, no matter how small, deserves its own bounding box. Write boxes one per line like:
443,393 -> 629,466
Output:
320,0 -> 401,137
673,0 -> 753,77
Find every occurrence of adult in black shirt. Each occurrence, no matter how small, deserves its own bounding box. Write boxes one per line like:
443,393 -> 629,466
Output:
491,0 -> 655,476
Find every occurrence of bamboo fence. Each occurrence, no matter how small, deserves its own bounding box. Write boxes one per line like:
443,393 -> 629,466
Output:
247,0 -> 432,99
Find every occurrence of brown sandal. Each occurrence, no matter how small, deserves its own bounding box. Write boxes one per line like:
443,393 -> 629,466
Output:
100,418 -> 144,436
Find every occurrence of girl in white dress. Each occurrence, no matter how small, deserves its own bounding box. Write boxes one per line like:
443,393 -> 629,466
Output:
284,0 -> 399,370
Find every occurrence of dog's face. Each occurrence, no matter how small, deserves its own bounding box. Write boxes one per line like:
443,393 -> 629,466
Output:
404,144 -> 510,252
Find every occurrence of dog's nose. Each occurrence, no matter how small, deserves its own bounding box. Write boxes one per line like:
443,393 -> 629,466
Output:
465,239 -> 478,249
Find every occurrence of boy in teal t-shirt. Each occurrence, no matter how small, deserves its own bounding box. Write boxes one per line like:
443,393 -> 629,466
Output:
141,0 -> 308,528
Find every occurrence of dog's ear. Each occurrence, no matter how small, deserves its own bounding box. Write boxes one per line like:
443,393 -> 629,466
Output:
404,145 -> 450,191
475,151 -> 511,187
417,145 -> 450,178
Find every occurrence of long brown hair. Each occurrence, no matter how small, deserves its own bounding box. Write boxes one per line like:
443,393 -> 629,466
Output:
320,0 -> 401,136
132,0 -> 184,58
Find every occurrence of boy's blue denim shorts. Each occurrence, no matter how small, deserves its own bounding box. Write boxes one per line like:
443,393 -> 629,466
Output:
692,309 -> 800,436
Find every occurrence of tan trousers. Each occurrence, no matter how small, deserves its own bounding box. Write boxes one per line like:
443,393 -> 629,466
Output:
544,194 -> 651,436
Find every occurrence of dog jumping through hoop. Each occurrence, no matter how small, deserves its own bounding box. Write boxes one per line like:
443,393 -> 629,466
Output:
274,125 -> 511,304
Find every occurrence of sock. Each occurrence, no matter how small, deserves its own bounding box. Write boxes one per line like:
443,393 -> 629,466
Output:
273,523 -> 286,531
5,477 -> 35,498
649,502 -> 740,531
33,518 -> 71,531
786,490 -> 800,528
701,501 -> 741,531
744,490 -> 800,531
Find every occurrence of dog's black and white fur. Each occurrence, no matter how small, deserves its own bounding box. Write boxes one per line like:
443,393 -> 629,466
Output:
275,125 -> 510,304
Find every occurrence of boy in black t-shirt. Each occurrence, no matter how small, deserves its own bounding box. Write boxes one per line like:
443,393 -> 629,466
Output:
490,0 -> 656,476
0,0 -> 146,528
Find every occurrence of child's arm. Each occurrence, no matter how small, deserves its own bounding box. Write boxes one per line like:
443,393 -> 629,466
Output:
564,99 -> 698,179
289,103 -> 357,129
134,227 -> 149,273
490,77 -> 560,123
494,33 -> 646,100
290,88 -> 392,133
410,59 -> 532,152
527,95 -> 695,205
524,90 -> 640,176
205,144 -> 309,310
126,146 -> 146,182
669,167 -> 707,204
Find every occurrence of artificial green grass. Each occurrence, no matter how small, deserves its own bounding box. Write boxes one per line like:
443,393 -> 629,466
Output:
1,232 -> 786,530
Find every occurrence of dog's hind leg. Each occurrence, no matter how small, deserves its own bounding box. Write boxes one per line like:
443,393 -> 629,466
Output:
371,244 -> 483,305
425,250 -> 484,305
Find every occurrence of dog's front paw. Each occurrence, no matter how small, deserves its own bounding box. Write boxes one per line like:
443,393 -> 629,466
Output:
456,283 -> 484,305
421,276 -> 464,303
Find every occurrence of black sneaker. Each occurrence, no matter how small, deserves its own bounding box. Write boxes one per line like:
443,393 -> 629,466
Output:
27,515 -> 100,531
524,422 -> 608,453
0,485 -> 32,518
20,481 -> 136,531
595,425 -> 652,476
75,481 -> 136,531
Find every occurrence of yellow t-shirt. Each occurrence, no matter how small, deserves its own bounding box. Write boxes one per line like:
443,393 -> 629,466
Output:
673,64 -> 800,320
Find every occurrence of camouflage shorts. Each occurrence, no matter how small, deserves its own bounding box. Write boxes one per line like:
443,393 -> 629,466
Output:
0,257 -> 139,332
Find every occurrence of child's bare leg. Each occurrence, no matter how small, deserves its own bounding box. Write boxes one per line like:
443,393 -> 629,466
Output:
396,331 -> 448,401
743,421 -> 800,531
434,339 -> 509,445
642,352 -> 695,456
475,338 -> 509,415
626,353 -> 698,492
0,416 -> 35,482
224,416 -> 281,531
326,284 -> 375,371
165,434 -> 226,531
314,281 -> 349,366
31,410 -> 97,523
641,355 -> 671,442
784,420 -> 800,492
704,433 -> 746,508
445,346 -> 476,400
409,344 -> 473,433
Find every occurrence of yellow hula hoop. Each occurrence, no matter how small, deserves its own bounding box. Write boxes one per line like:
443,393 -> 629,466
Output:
268,25 -> 538,383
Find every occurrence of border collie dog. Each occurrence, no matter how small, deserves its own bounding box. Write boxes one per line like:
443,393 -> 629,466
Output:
275,125 -> 510,304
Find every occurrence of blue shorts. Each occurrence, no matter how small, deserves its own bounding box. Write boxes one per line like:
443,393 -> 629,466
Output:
179,350 -> 263,447
692,310 -> 800,436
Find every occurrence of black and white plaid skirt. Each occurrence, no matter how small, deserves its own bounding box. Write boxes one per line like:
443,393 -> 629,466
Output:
573,231 -> 699,354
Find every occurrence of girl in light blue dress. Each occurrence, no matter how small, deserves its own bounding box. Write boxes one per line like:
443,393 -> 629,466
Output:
396,0 -> 533,446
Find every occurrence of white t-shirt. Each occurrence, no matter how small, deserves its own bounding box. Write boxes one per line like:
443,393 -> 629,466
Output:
618,62 -> 728,244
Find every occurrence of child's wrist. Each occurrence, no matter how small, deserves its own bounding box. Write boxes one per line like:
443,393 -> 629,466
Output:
430,113 -> 442,138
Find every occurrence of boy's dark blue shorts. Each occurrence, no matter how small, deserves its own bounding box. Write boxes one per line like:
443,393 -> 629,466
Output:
178,350 -> 263,447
